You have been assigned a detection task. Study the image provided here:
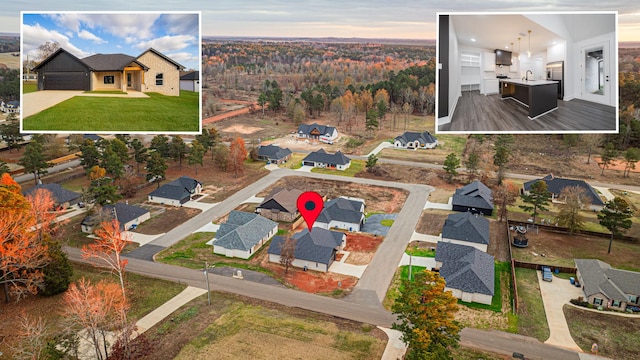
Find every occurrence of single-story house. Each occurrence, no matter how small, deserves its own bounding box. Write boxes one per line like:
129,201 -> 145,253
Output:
148,176 -> 202,206
256,188 -> 303,222
315,196 -> 365,232
297,123 -> 338,142
81,202 -> 150,233
452,180 -> 494,216
23,183 -> 81,209
523,174 -> 605,211
207,211 -> 278,259
441,212 -> 490,252
257,144 -> 292,164
394,131 -> 438,149
32,47 -> 184,96
302,149 -> 351,170
0,100 -> 20,113
575,259 -> 640,312
179,70 -> 199,92
435,242 -> 495,305
268,227 -> 346,272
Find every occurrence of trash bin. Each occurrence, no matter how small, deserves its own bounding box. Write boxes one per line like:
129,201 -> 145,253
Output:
570,277 -> 575,285
554,268 -> 560,274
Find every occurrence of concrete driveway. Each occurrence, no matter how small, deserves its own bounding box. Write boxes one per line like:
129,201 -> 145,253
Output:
537,271 -> 584,351
22,90 -> 83,117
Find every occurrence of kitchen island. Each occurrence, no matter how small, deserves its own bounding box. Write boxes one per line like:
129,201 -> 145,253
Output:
499,79 -> 559,119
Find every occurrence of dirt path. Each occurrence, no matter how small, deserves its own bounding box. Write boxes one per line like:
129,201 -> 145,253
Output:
202,101 -> 263,125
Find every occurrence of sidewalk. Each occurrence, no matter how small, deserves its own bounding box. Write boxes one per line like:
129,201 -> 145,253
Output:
134,286 -> 207,336
378,327 -> 407,359
366,141 -> 393,157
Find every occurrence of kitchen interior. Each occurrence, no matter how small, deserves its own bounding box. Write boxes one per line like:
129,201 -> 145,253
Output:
437,12 -> 618,133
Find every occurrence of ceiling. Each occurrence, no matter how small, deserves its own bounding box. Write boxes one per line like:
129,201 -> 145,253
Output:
450,13 -> 615,55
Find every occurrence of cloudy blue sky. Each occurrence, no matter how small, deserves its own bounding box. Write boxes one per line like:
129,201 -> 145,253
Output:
22,13 -> 200,70
2,1 -> 639,42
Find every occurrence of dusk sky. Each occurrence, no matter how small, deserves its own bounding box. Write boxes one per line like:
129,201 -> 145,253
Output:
2,1 -> 639,42
22,13 -> 200,70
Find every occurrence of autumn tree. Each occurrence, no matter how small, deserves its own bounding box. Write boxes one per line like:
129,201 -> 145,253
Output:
443,153 -> 460,183
598,197 -> 634,254
228,137 -> 247,175
519,180 -> 551,225
557,186 -> 591,234
18,140 -> 51,185
493,180 -> 519,222
279,237 -> 297,274
11,312 -> 50,360
0,174 -> 51,302
392,270 -> 461,359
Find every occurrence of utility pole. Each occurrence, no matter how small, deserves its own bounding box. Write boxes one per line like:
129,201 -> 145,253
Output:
408,254 -> 413,281
204,261 -> 211,305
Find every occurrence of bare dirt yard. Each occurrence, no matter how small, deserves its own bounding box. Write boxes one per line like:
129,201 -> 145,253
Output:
135,207 -> 201,235
356,163 -> 465,190
510,227 -> 640,271
343,232 -> 384,265
416,209 -> 450,235
259,176 -> 408,213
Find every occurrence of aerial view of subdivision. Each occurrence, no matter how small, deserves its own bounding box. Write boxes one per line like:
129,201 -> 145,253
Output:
1,1 -> 639,360
437,12 -> 619,133
20,12 -> 201,134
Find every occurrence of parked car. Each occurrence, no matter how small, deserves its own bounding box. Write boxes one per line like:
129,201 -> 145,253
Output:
542,266 -> 553,282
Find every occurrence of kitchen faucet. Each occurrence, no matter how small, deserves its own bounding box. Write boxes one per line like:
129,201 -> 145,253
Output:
525,70 -> 533,81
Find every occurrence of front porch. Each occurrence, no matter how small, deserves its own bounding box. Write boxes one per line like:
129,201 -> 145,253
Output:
91,65 -> 146,93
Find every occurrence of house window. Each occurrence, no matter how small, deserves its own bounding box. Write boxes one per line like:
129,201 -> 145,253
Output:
629,295 -> 639,304
104,76 -> 115,84
612,300 -> 621,307
156,73 -> 163,85
593,298 -> 603,306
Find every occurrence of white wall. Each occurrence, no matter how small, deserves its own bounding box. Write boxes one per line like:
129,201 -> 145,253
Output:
572,31 -> 616,106
448,17 -> 460,122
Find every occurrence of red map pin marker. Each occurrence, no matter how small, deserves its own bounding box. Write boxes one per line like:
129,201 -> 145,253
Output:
297,191 -> 323,231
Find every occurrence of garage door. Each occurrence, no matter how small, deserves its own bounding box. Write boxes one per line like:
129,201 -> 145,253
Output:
303,161 -> 315,166
44,72 -> 85,90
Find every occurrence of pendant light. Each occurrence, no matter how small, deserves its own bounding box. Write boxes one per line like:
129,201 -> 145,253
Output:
527,30 -> 532,58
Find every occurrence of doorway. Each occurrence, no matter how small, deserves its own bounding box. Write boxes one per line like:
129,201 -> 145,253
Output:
127,73 -> 132,88
580,41 -> 611,105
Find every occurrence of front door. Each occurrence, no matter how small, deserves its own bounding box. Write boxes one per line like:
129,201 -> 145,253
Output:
127,73 -> 132,88
580,41 -> 612,105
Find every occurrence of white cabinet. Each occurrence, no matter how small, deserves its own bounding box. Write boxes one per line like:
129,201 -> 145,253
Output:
460,51 -> 481,92
482,52 -> 496,71
461,52 -> 480,67
484,79 -> 499,94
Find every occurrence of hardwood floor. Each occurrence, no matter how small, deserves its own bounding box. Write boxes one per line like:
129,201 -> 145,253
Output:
438,90 -> 617,133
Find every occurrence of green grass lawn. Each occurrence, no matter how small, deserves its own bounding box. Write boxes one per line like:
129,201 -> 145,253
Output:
23,91 -> 199,132
23,81 -> 38,94
405,246 -> 435,257
278,153 -> 305,170
380,219 -> 394,227
458,262 -> 508,313
515,267 -> 550,342
310,159 -> 365,177
84,90 -> 127,94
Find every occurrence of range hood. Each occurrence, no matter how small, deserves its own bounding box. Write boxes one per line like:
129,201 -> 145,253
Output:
495,49 -> 512,66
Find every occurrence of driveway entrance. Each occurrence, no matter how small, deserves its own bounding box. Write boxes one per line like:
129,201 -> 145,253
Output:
22,90 -> 83,117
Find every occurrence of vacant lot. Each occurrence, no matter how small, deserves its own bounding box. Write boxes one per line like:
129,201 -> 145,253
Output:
0,263 -> 185,358
23,91 -> 199,132
135,207 -> 201,235
565,305 -> 640,359
259,176 -> 408,213
510,228 -> 640,271
0,52 -> 20,68
515,268 -> 550,342
139,291 -> 387,360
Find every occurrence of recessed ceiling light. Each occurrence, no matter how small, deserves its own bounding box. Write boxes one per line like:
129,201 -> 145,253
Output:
471,38 -> 476,42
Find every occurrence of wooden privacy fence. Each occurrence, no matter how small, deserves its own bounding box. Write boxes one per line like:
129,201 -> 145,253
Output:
512,260 -> 576,274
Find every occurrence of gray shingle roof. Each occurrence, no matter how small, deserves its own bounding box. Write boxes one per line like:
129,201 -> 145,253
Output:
394,131 -> 437,146
524,174 -> 604,206
317,197 -> 364,226
575,259 -> 640,302
23,183 -> 81,206
258,144 -> 292,161
102,203 -> 149,230
436,242 -> 495,296
148,176 -> 201,201
302,149 -> 351,166
297,123 -> 336,137
442,212 -> 490,245
180,70 -> 199,80
81,53 -> 145,71
452,180 -> 494,211
257,188 -> 303,215
213,211 -> 277,251
268,228 -> 345,265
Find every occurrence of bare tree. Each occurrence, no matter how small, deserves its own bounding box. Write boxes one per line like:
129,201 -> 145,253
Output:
279,237 -> 297,274
557,186 -> 592,234
11,312 -> 49,360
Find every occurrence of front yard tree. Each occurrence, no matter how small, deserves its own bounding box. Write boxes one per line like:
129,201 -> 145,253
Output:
130,138 -> 148,175
443,153 -> 460,183
366,153 -> 378,173
18,140 -> 51,185
493,180 -> 519,222
146,151 -> 167,188
392,270 -> 461,359
279,237 -> 296,274
557,186 -> 591,234
170,135 -> 188,169
519,180 -> 551,225
598,197 -> 633,254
